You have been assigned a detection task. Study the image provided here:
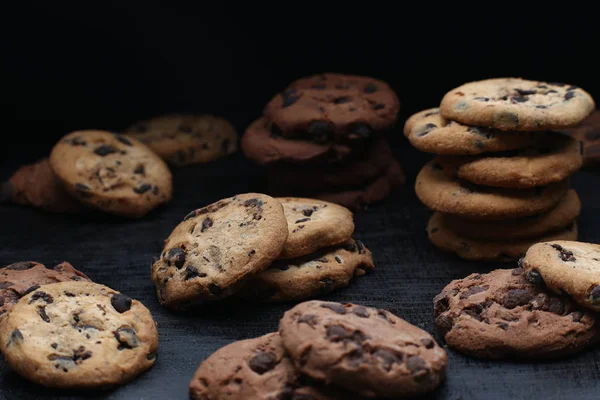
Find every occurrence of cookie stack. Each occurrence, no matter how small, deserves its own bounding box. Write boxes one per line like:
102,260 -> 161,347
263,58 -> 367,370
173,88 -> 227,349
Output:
189,299 -> 448,399
241,73 -> 405,211
404,78 -> 595,262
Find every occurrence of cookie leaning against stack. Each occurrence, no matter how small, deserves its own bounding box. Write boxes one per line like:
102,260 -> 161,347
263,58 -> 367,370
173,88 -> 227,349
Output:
405,78 -> 594,262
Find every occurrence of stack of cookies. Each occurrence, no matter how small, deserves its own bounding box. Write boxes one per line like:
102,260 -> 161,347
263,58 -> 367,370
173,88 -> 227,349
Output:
189,299 -> 448,399
404,78 -> 594,262
241,73 -> 405,211
151,193 -> 374,308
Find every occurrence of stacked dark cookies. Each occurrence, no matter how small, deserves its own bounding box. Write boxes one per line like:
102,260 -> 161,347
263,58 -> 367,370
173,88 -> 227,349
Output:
241,73 -> 405,211
404,78 -> 595,262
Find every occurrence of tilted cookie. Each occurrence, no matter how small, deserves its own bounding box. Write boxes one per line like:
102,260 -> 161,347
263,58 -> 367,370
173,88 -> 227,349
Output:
440,78 -> 595,131
433,268 -> 600,359
522,241 -> 600,312
0,281 -> 158,388
125,113 -> 238,166
563,109 -> 600,166
279,300 -> 447,398
49,130 -> 172,218
151,193 -> 288,308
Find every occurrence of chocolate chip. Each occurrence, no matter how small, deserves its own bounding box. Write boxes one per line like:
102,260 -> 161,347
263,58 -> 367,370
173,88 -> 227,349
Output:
134,183 -> 152,194
342,242 -> 357,252
326,325 -> 367,343
111,293 -> 132,313
545,90 -> 558,94
320,302 -> 347,314
38,306 -> 50,322
134,165 -> 145,175
281,89 -> 301,108
75,183 -> 90,191
376,309 -> 395,324
355,240 -> 365,254
421,338 -> 435,349
147,352 -> 156,360
0,282 -> 13,289
415,123 -> 437,137
209,284 -> 221,295
503,288 -> 534,309
308,121 -> 334,143
372,103 -> 385,110
320,277 -> 334,291
493,112 -> 519,128
564,92 -> 576,100
248,250 -> 256,256
114,135 -> 133,146
536,105 -> 548,109
473,97 -> 489,101
94,145 -> 119,156
363,84 -> 377,93
546,298 -> 565,315
351,123 -> 373,138
373,348 -> 401,372
23,285 -> 41,297
115,326 -> 140,349
29,291 -> 53,303
572,311 -> 584,322
8,329 -> 23,346
515,88 -> 537,96
302,209 -> 314,217
550,244 -> 576,262
248,352 -> 277,374
184,266 -> 205,280
511,95 -> 528,103
589,286 -> 600,304
295,218 -> 310,224
297,314 -> 318,327
244,198 -> 264,208
5,262 -> 36,270
352,306 -> 369,318
406,355 -> 427,374
525,269 -> 544,286
166,247 -> 186,269
460,286 -> 488,299
333,96 -> 352,104
51,343 -> 58,349
201,217 -> 213,232
64,291 -> 76,297
497,322 -> 509,330
462,308 -> 482,321
334,256 -> 342,263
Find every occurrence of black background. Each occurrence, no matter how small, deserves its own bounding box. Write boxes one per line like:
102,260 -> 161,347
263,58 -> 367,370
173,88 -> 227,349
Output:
1,2 -> 600,399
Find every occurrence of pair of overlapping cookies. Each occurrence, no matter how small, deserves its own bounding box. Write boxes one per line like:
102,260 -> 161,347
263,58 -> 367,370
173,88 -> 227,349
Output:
0,261 -> 158,389
189,300 -> 448,399
151,193 -> 374,308
241,73 -> 405,211
404,77 -> 595,261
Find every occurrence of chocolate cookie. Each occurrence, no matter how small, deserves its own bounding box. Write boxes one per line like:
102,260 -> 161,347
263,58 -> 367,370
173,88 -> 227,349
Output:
522,241 -> 600,312
442,190 -> 581,241
49,130 -> 173,218
151,193 -> 288,308
563,109 -> 600,166
427,212 -> 578,262
125,113 -> 238,166
0,281 -> 158,388
403,108 -> 543,155
415,160 -> 569,219
0,261 -> 90,320
264,73 -> 400,140
440,78 -> 595,131
238,239 -> 374,303
433,268 -> 600,359
436,133 -> 582,188
279,300 -> 448,398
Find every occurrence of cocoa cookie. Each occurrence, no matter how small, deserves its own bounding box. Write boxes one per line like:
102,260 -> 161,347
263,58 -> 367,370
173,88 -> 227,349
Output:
0,261 -> 90,320
279,300 -> 448,398
415,160 -> 569,219
522,241 -> 600,312
427,212 -> 578,262
563,109 -> 600,165
49,130 -> 173,218
1,158 -> 84,213
124,113 -> 238,166
238,239 -> 374,303
440,78 -> 595,131
403,108 -> 543,155
442,190 -> 581,241
151,193 -> 288,308
433,268 -> 600,359
436,133 -> 582,188
264,73 -> 400,140
277,197 -> 354,259
0,281 -> 158,388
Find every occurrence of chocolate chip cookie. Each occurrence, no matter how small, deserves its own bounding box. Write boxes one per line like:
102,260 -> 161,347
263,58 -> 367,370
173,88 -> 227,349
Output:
151,193 -> 288,308
279,300 -> 447,398
522,241 -> 600,312
125,113 -> 238,166
415,160 -> 569,219
563,109 -> 600,166
427,212 -> 578,262
0,281 -> 158,388
49,130 -> 173,218
440,78 -> 595,131
433,268 -> 600,359
403,108 -> 543,155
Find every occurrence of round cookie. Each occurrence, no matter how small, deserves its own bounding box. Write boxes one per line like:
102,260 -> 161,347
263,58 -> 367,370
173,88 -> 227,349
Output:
415,160 -> 569,219
279,300 -> 448,398
427,212 -> 578,262
49,130 -> 172,218
0,281 -> 158,388
522,241 -> 600,312
277,197 -> 354,259
124,113 -> 238,166
264,73 -> 400,140
0,261 -> 90,319
403,108 -> 543,155
436,134 -> 582,188
151,193 -> 288,308
563,109 -> 600,166
433,268 -> 600,359
440,78 -> 595,131
238,239 -> 374,303
442,190 -> 581,241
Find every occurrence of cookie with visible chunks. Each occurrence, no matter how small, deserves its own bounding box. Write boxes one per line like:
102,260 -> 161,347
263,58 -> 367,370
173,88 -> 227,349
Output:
522,241 -> 600,312
0,261 -> 90,320
415,160 -> 568,220
403,108 -> 543,155
151,193 -> 288,308
49,130 -> 172,218
124,113 -> 238,166
440,78 -> 595,131
238,239 -> 373,303
0,281 -> 158,388
563,109 -> 600,166
433,268 -> 600,359
264,73 -> 400,140
279,300 -> 447,398
427,212 -> 578,262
